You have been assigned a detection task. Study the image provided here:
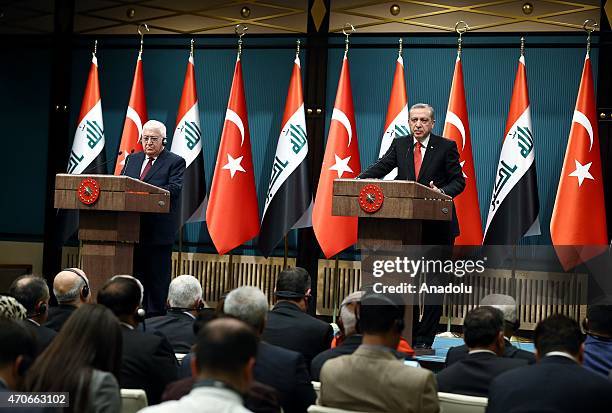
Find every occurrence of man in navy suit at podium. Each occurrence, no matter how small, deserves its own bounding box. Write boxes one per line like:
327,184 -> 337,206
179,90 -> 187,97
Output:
121,120 -> 186,316
359,103 -> 465,348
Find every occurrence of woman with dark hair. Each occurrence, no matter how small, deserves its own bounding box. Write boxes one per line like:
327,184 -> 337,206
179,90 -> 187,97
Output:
25,304 -> 122,413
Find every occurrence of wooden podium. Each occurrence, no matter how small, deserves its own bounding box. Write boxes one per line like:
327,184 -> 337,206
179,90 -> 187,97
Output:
332,178 -> 453,349
54,174 -> 170,296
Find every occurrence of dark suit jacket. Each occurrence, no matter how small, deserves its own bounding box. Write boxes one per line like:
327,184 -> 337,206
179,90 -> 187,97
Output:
146,311 -> 196,354
446,340 -> 536,366
44,304 -> 77,332
255,341 -> 316,413
359,134 -> 465,238
487,355 -> 612,413
22,319 -> 56,355
121,149 -> 186,245
119,325 -> 178,405
310,335 -> 363,381
261,301 -> 334,368
437,351 -> 528,397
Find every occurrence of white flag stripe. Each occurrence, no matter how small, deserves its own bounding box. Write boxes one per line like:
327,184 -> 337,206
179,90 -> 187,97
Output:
69,100 -> 105,174
170,103 -> 202,167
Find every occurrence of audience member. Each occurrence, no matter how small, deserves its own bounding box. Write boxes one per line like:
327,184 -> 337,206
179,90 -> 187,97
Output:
311,291 -> 363,381
436,307 -> 527,396
262,267 -> 333,367
0,295 -> 27,320
140,318 -> 258,413
25,304 -> 122,413
224,286 -> 315,413
97,275 -> 177,405
45,268 -> 92,332
583,303 -> 612,377
446,294 -> 535,366
146,274 -> 205,353
487,314 -> 612,413
319,292 -> 439,412
176,308 -> 219,379
0,319 -> 37,390
9,275 -> 57,354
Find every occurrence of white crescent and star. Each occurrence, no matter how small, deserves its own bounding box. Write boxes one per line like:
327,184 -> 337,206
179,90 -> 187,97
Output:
444,111 -> 466,151
568,159 -> 594,187
572,110 -> 594,152
329,154 -> 353,178
225,109 -> 245,147
331,108 -> 353,147
222,154 -> 246,178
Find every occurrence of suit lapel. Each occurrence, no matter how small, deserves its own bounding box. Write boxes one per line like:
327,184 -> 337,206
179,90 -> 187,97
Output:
405,138 -> 416,181
143,149 -> 167,182
128,152 -> 145,178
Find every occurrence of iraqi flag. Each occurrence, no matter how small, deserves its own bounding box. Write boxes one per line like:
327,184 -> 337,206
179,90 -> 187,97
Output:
259,55 -> 311,257
312,55 -> 361,258
483,54 -> 540,245
206,57 -> 259,255
58,51 -> 107,244
550,54 -> 608,270
170,52 -> 207,225
442,54 -> 483,245
379,54 -> 409,180
114,54 -> 146,175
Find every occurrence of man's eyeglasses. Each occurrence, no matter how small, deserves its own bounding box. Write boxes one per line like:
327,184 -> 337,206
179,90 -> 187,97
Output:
142,136 -> 161,143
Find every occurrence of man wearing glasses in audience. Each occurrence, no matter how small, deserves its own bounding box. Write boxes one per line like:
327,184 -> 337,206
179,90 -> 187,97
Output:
121,119 -> 186,317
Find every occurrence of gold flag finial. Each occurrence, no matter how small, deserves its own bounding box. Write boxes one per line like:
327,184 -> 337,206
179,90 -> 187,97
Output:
455,21 -> 469,57
235,24 -> 248,59
342,23 -> 355,58
137,23 -> 149,58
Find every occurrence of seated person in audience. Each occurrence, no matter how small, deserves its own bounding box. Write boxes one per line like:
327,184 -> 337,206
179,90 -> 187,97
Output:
141,318 -> 258,413
45,268 -> 92,332
0,295 -> 27,320
225,286 -> 315,413
9,275 -> 57,354
0,319 -> 37,391
262,267 -> 333,368
319,292 -> 440,413
446,294 -> 535,366
487,314 -> 612,413
146,274 -> 205,353
436,307 -> 527,396
25,304 -> 122,413
177,308 -> 218,379
97,275 -> 177,405
582,301 -> 612,377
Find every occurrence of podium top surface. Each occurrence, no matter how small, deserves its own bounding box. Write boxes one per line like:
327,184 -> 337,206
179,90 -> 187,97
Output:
333,178 -> 452,201
55,174 -> 169,195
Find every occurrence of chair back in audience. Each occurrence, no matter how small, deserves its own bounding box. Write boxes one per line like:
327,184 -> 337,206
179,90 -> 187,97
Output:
438,392 -> 487,413
307,405 -> 374,413
121,388 -> 148,413
312,381 -> 321,400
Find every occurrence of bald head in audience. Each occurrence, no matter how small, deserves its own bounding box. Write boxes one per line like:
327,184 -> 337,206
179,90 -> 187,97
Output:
53,268 -> 91,306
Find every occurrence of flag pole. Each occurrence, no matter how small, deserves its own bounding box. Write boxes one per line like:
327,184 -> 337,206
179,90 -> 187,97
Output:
342,23 -> 355,58
583,19 -> 597,56
283,236 -> 289,269
332,255 -> 340,323
137,23 -> 149,59
454,20 -> 469,58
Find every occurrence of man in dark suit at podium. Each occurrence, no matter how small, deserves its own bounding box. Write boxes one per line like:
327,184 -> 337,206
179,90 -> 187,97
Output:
121,120 -> 186,316
359,103 -> 465,348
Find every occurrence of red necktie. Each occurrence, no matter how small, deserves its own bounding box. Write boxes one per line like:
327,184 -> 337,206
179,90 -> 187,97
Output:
414,141 -> 423,179
140,158 -> 153,180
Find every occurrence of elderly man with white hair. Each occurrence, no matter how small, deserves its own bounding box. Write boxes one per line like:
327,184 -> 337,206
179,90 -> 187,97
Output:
146,274 -> 205,353
224,286 -> 317,413
445,293 -> 535,366
121,119 -> 186,316
45,268 -> 92,332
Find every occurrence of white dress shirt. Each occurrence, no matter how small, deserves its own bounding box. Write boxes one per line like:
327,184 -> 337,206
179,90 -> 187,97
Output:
413,134 -> 431,161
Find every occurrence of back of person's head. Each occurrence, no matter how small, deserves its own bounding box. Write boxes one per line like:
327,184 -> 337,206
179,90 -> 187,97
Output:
25,304 -> 122,412
9,275 -> 49,316
167,274 -> 203,309
97,275 -> 142,318
463,306 -> 505,349
480,294 -> 518,324
586,304 -> 612,337
193,308 -> 217,335
0,319 -> 36,389
359,292 -> 405,335
223,286 -> 269,334
339,291 -> 364,336
53,268 -> 90,304
0,295 -> 27,320
194,318 -> 258,391
535,314 -> 584,358
275,267 -> 311,301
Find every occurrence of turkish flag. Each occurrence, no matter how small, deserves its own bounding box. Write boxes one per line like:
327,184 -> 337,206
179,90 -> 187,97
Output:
312,56 -> 361,258
442,55 -> 483,245
206,58 -> 259,255
550,54 -> 608,270
114,55 -> 146,174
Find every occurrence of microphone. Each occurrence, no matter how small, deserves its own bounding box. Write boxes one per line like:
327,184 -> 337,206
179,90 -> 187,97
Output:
81,151 -> 123,174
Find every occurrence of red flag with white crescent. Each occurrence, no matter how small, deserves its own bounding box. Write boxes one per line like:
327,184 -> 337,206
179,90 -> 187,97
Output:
114,55 -> 146,174
313,56 -> 361,258
550,54 -> 608,270
442,55 -> 483,245
206,58 -> 259,255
